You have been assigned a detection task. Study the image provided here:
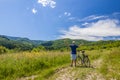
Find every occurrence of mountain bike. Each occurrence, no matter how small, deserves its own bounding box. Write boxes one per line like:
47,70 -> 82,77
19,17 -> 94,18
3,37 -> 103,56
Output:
77,51 -> 90,67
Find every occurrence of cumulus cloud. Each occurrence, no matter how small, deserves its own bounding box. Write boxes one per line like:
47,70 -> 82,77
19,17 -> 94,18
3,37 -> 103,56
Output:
59,19 -> 120,41
38,0 -> 56,8
64,12 -> 71,16
32,8 -> 37,14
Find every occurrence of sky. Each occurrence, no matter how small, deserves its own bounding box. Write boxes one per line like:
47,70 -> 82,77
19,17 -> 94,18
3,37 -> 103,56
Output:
0,0 -> 120,41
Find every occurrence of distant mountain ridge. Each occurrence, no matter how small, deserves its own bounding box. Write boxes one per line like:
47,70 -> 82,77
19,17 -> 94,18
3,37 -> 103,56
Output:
0,35 -> 45,45
0,35 -> 120,51
0,35 -> 92,50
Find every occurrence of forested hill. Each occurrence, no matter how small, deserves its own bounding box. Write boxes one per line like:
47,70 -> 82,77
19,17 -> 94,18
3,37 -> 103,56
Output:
41,38 -> 120,50
0,35 -> 120,52
0,35 -> 44,51
0,35 -> 44,44
5,35 -> 44,45
41,38 -> 91,49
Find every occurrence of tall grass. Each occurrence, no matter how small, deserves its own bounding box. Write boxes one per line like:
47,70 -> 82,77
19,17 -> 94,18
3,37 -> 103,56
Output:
0,48 -> 120,80
0,51 -> 70,80
99,48 -> 120,80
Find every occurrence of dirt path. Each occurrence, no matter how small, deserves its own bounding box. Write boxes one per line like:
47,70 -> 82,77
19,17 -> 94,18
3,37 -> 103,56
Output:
17,58 -> 104,80
49,67 -> 76,80
49,58 -> 105,80
84,59 -> 105,80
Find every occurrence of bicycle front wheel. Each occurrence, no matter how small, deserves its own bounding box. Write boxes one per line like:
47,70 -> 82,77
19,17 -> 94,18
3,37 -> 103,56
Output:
77,56 -> 82,66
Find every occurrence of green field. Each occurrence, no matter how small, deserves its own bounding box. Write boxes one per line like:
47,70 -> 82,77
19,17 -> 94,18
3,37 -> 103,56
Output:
0,51 -> 70,80
0,47 -> 120,80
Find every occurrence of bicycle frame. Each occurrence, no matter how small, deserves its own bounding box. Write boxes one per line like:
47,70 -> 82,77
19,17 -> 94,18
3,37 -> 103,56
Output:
77,52 -> 90,67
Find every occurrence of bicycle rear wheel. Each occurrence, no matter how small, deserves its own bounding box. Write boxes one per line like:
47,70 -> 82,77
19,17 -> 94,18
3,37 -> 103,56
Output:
84,57 -> 90,67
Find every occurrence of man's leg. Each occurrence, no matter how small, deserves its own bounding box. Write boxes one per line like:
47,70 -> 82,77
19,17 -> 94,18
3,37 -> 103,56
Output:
74,54 -> 77,67
71,60 -> 73,66
75,59 -> 76,67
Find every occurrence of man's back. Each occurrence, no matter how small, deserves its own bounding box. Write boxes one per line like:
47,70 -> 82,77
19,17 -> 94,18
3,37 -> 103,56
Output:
70,44 -> 78,54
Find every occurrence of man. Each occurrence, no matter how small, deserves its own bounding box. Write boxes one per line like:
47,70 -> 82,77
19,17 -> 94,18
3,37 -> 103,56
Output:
69,41 -> 78,67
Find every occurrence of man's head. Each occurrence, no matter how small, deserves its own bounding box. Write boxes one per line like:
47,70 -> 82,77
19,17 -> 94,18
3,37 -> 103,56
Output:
72,41 -> 75,44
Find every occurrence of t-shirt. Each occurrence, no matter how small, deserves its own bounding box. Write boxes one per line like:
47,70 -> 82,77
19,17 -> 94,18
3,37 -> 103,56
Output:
70,44 -> 78,54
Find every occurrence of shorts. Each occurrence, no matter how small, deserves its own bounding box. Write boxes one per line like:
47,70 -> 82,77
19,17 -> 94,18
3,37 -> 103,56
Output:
71,54 -> 76,60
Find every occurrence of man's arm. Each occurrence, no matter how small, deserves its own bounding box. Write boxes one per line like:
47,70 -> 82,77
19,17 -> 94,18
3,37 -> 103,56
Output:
64,40 -> 70,50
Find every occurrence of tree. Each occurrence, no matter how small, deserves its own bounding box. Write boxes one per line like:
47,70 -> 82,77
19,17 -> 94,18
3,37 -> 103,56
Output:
32,46 -> 46,52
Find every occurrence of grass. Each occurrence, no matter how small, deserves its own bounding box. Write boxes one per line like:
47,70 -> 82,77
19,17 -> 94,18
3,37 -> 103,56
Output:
0,51 -> 70,80
85,48 -> 120,80
0,47 -> 120,80
99,47 -> 120,80
75,48 -> 120,80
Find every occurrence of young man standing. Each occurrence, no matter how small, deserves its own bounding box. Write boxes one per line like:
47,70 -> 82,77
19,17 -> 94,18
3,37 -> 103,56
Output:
69,41 -> 78,67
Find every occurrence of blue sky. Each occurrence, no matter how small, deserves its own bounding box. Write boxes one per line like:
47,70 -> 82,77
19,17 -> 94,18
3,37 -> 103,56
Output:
0,0 -> 120,41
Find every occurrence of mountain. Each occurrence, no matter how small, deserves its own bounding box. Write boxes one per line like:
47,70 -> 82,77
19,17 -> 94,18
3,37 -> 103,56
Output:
41,38 -> 120,50
0,35 -> 120,51
41,38 -> 92,50
0,35 -> 10,41
1,35 -> 45,46
0,35 -> 45,50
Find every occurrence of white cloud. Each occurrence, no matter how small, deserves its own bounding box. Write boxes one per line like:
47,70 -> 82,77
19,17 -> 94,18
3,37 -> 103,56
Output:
58,12 -> 71,18
68,15 -> 108,22
79,15 -> 108,22
82,22 -> 89,26
59,19 -> 120,41
32,8 -> 37,14
64,12 -> 71,16
38,0 -> 56,8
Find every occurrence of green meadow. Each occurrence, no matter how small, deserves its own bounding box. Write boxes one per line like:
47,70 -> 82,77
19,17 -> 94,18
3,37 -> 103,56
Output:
0,51 -> 70,80
0,0 -> 120,79
0,47 -> 120,80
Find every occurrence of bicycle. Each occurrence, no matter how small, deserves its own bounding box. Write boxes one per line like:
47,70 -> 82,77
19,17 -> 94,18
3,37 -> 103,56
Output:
77,50 -> 90,67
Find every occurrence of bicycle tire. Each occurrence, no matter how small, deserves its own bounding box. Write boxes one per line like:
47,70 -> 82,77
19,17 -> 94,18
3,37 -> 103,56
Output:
77,55 -> 82,65
84,57 -> 90,67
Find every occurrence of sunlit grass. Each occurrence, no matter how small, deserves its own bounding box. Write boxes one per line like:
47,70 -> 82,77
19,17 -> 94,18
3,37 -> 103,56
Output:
0,47 -> 120,80
99,47 -> 120,80
0,51 -> 70,80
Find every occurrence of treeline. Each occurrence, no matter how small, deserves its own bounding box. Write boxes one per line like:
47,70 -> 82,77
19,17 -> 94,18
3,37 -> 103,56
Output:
0,35 -> 120,54
41,39 -> 90,50
41,39 -> 120,51
0,36 -> 34,53
78,40 -> 120,50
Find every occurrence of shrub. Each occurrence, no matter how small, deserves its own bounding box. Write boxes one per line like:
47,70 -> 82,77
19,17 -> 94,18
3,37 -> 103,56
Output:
0,46 -> 8,54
